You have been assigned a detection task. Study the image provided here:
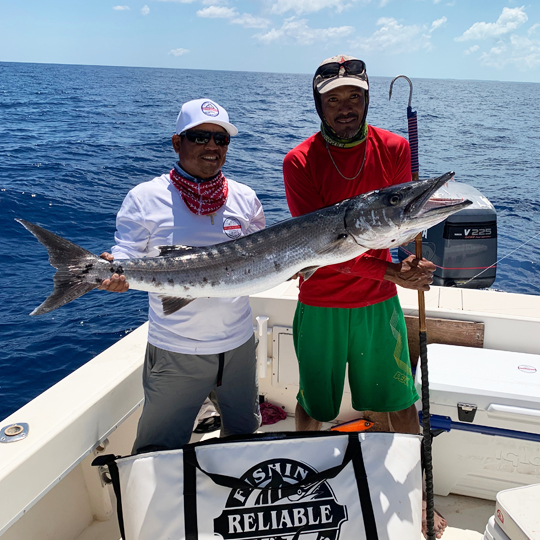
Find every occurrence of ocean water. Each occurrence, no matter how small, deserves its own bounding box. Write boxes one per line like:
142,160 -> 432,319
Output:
1,62 -> 539,421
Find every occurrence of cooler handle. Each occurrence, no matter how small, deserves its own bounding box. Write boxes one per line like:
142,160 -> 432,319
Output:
487,404 -> 540,422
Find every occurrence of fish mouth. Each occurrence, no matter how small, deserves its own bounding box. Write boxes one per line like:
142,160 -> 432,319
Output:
405,172 -> 472,218
420,196 -> 472,218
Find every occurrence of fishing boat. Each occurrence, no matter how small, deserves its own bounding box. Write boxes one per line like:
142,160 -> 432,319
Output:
1,273 -> 539,540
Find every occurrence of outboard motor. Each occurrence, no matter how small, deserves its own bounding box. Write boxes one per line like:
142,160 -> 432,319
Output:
398,182 -> 497,288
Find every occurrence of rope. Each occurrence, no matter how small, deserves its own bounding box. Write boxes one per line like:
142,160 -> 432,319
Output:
461,229 -> 540,287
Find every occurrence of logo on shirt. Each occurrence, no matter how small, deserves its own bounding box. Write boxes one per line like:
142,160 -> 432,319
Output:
201,101 -> 220,117
223,217 -> 243,239
213,457 -> 348,540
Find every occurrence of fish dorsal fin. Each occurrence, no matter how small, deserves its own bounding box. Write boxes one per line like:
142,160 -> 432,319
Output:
159,295 -> 195,315
158,245 -> 197,257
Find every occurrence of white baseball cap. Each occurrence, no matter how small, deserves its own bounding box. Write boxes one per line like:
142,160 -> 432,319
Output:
175,98 -> 238,136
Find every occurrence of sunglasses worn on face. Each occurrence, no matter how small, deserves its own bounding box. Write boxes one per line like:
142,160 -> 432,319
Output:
180,130 -> 231,146
314,60 -> 366,82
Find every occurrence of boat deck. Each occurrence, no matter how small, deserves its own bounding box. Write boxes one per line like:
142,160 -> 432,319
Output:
191,417 -> 496,540
2,284 -> 539,540
70,418 -> 496,540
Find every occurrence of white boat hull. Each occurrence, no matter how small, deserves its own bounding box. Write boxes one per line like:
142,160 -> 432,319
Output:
1,283 -> 539,539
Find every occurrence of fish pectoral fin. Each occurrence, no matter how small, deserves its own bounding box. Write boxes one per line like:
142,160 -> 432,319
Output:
158,245 -> 198,257
317,234 -> 350,256
159,295 -> 195,315
300,266 -> 319,281
286,266 -> 320,281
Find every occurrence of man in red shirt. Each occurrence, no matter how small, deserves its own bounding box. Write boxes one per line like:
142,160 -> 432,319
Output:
283,55 -> 446,538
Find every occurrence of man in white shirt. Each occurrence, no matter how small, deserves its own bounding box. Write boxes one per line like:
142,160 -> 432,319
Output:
100,98 -> 265,452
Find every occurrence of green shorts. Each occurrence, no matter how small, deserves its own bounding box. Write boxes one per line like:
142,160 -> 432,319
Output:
293,296 -> 419,422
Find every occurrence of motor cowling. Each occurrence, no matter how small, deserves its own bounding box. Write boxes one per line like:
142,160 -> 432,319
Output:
398,182 -> 497,289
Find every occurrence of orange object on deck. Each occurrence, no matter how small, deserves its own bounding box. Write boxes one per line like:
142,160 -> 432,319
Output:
330,419 -> 374,432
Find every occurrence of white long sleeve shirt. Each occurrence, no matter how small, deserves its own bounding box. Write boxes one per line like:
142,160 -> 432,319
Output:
111,173 -> 265,355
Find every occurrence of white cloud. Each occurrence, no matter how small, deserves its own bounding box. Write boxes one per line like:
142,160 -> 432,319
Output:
255,17 -> 354,45
231,13 -> 270,28
201,0 -> 228,4
433,0 -> 442,3
379,0 -> 392,6
196,6 -> 269,28
479,34 -> 540,70
455,5 -> 539,70
529,23 -> 540,36
169,48 -> 190,56
197,5 -> 236,17
350,17 -> 431,53
141,5 -> 150,15
455,6 -> 528,42
270,0 -> 356,16
464,45 -> 479,55
430,16 -> 447,32
113,5 -> 130,10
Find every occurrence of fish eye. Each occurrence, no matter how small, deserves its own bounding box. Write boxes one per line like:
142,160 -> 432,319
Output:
389,194 -> 402,206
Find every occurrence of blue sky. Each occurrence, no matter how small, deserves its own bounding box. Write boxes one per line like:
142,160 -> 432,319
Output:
1,0 -> 539,82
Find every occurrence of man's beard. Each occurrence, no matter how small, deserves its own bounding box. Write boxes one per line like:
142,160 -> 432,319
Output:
332,115 -> 360,139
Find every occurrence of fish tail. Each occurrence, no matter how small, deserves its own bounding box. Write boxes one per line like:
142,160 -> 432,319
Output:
16,219 -> 101,315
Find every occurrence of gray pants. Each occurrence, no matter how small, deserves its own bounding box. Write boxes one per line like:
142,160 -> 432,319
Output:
132,334 -> 261,453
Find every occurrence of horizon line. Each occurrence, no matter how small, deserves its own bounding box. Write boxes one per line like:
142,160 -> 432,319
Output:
1,59 -> 538,86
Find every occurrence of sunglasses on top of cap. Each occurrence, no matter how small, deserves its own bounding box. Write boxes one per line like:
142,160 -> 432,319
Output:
180,130 -> 231,147
314,59 -> 366,83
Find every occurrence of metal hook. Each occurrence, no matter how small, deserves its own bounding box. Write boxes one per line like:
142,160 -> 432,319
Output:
389,75 -> 413,108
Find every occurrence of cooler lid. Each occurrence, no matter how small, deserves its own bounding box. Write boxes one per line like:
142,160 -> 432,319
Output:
416,344 -> 540,422
495,483 -> 540,540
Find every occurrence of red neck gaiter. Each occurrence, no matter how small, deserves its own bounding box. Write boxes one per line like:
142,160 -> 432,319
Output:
170,166 -> 229,216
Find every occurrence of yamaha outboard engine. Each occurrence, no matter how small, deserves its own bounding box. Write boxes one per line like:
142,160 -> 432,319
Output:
398,182 -> 497,288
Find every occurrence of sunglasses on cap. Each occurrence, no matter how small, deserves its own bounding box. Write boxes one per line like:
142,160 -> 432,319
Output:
180,130 -> 231,147
314,59 -> 366,84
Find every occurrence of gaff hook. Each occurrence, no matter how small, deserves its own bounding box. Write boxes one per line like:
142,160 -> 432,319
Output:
389,75 -> 413,107
388,74 -> 419,180
389,73 -> 435,540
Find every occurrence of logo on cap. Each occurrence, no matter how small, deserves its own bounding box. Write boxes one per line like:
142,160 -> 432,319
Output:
201,101 -> 219,117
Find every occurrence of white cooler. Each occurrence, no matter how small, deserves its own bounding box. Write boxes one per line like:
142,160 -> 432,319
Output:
493,483 -> 540,539
416,344 -> 540,501
484,515 -> 510,540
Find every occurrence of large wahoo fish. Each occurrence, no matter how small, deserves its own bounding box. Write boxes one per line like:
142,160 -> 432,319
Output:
18,171 -> 470,316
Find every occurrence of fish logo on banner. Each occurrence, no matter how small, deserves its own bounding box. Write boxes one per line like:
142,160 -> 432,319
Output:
214,458 -> 347,540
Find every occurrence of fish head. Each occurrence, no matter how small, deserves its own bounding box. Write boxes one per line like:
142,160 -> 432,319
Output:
344,171 -> 473,249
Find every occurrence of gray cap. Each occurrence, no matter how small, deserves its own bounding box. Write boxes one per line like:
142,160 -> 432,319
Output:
314,54 -> 368,94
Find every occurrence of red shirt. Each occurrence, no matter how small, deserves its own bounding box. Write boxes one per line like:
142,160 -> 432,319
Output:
283,126 -> 411,308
